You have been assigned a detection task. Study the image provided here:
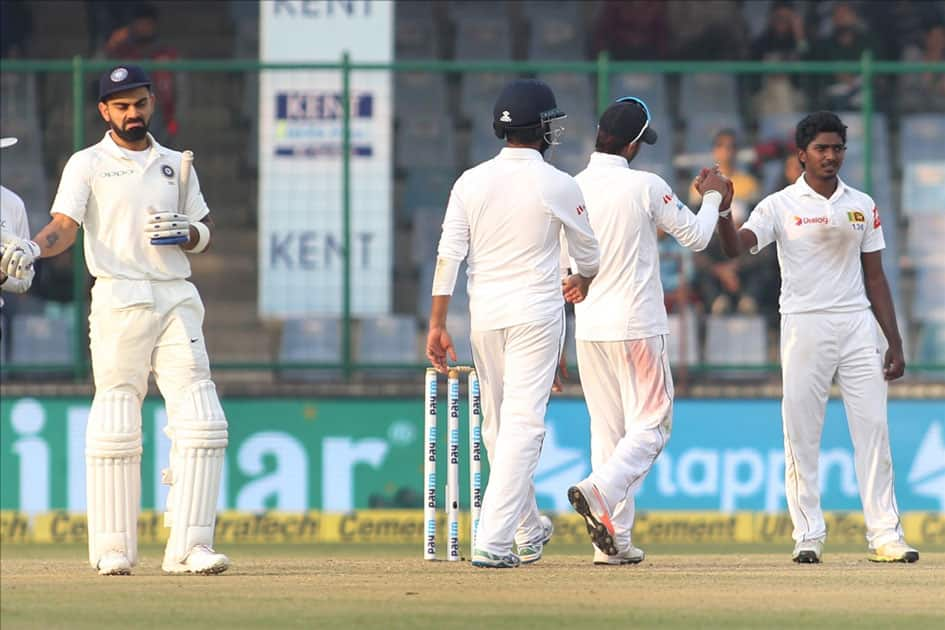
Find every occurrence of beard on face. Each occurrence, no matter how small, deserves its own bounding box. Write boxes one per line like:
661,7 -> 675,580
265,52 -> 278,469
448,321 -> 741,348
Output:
110,117 -> 149,142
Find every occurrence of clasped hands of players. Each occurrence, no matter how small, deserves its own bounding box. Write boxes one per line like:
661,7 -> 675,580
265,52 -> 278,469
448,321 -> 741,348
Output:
693,166 -> 735,215
0,228 -> 39,282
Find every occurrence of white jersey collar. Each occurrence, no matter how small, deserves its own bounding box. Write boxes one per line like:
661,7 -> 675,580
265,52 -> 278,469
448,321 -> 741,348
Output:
100,131 -> 170,161
497,147 -> 543,160
792,172 -> 848,202
587,151 -> 630,169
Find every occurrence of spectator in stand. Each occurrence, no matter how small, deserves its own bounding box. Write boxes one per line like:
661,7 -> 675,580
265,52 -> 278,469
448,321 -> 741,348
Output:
103,3 -> 180,144
807,2 -> 872,110
690,130 -> 769,317
592,0 -> 668,61
751,1 -> 808,115
900,23 -> 945,113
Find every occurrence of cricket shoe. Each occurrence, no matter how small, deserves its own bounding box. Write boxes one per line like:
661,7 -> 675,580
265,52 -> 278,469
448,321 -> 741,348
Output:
594,545 -> 645,566
567,479 -> 618,556
792,539 -> 824,564
97,551 -> 132,576
471,549 -> 521,569
868,540 -> 919,563
163,544 -> 230,575
517,515 -> 554,564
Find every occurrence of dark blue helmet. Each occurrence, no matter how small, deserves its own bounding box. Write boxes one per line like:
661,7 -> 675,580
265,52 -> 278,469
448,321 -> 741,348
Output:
492,79 -> 566,140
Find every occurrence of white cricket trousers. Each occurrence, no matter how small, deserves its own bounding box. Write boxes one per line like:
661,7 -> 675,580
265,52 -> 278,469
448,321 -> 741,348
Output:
470,315 -> 564,556
90,278 -> 211,405
577,336 -> 673,550
781,309 -> 903,547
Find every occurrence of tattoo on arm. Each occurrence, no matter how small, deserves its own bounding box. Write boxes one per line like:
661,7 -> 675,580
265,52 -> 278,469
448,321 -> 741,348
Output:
45,233 -> 60,248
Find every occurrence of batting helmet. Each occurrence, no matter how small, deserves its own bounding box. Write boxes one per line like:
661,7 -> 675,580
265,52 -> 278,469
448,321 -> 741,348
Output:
492,79 -> 566,141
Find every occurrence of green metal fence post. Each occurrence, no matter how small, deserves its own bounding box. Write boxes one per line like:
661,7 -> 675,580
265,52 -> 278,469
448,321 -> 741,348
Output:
596,51 -> 610,116
71,55 -> 88,381
861,50 -> 874,196
341,52 -> 353,379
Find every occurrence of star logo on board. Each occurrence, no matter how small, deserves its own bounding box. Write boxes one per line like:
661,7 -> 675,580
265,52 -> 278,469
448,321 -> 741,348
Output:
534,423 -> 588,511
908,421 -> 945,511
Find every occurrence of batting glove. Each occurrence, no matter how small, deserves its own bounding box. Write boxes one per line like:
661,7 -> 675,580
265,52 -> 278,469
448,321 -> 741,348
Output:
0,229 -> 40,280
146,207 -> 191,246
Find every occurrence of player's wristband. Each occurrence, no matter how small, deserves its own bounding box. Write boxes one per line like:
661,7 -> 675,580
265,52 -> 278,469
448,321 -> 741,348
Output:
719,208 -> 732,218
432,256 -> 460,296
187,221 -> 211,254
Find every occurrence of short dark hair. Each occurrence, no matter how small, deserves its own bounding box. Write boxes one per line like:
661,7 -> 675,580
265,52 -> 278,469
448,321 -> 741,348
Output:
595,129 -> 629,154
795,111 -> 847,150
713,128 -> 737,145
506,125 -> 545,145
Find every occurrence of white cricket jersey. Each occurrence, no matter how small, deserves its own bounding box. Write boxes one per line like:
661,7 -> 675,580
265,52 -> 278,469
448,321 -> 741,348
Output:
437,147 -> 600,331
743,174 -> 884,314
569,152 -> 718,341
49,132 -> 210,281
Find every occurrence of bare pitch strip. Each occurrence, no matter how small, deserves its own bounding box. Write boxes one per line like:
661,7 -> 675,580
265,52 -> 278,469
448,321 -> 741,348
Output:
424,367 -> 482,561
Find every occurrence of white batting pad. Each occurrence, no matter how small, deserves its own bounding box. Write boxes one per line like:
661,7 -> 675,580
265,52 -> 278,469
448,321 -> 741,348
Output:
163,381 -> 228,564
86,389 -> 143,568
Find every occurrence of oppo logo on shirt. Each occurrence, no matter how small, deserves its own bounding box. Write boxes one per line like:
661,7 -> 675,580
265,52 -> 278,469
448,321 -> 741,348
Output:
793,215 -> 829,226
100,169 -> 135,178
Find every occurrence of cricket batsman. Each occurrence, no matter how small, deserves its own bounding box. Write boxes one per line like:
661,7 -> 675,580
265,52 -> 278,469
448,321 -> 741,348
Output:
0,65 -> 229,575
562,98 -> 733,563
426,79 -> 600,568
713,111 -> 918,564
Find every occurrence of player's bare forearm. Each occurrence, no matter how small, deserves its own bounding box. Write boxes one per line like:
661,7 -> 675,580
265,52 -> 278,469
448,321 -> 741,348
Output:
34,213 -> 80,257
862,251 -> 902,348
429,294 -> 451,329
717,219 -> 757,259
182,215 -> 214,252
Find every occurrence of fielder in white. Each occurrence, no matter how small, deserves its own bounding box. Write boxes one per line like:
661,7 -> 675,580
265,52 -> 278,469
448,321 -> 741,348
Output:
0,65 -> 229,575
1,137 -> 35,302
426,79 -> 600,568
562,98 -> 733,564
715,111 -> 918,564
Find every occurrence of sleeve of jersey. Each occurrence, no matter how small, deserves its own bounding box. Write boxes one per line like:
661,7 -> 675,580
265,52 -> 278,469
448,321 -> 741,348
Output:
558,227 -> 571,280
183,167 -> 211,222
49,153 -> 92,224
861,204 -> 886,253
742,201 -> 777,254
436,181 -> 469,263
653,177 -> 719,252
553,182 -> 599,278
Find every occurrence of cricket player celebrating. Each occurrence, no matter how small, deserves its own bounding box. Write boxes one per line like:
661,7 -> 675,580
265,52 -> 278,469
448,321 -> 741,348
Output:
0,66 -> 229,575
1,137 -> 35,301
563,98 -> 733,564
426,79 -> 600,568
714,111 -> 918,564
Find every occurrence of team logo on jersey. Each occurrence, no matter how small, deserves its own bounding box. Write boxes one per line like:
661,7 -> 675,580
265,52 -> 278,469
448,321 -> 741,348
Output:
499,111 -> 512,123
663,194 -> 673,204
161,165 -> 175,178
793,215 -> 829,226
110,67 -> 128,83
847,211 -> 865,223
576,204 -> 585,215
872,206 -> 881,228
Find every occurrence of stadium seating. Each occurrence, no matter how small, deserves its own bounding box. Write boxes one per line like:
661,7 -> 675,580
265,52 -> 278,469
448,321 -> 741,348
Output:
395,116 -> 458,170
528,15 -> 585,61
395,3 -> 439,59
445,312 -> 475,364
905,215 -> 945,267
10,312 -> 73,366
608,73 -> 670,121
901,161 -> 945,216
410,207 -> 444,267
356,315 -> 420,374
417,261 -> 470,319
537,72 -> 597,174
278,317 -> 342,380
899,114 -> 945,162
916,322 -> 945,365
395,72 -> 449,117
401,169 -> 453,220
679,73 -> 739,114
913,266 -> 945,323
682,112 -> 744,155
454,18 -> 512,60
704,315 -> 767,366
667,309 -> 700,366
459,72 -> 515,121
